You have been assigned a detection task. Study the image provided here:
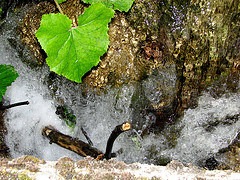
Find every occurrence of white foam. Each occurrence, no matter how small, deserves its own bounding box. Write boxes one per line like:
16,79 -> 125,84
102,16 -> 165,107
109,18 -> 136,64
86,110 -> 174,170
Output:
140,92 -> 240,165
0,34 -> 79,160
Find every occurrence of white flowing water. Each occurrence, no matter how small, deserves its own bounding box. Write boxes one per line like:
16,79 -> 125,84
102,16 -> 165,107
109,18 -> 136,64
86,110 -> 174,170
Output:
0,12 -> 239,165
140,93 -> 240,165
0,35 -> 79,160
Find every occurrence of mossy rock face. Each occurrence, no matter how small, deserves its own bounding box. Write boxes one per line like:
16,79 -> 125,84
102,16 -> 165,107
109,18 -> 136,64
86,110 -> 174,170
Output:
128,0 -> 240,113
172,0 -> 240,110
7,0 -> 240,93
16,0 -> 239,123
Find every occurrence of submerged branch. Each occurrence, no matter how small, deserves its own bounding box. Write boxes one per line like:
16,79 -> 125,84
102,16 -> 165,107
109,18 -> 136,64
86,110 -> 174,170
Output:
0,101 -> 29,110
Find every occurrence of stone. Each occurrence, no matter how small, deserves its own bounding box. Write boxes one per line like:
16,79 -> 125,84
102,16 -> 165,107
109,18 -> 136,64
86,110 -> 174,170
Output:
0,156 -> 239,179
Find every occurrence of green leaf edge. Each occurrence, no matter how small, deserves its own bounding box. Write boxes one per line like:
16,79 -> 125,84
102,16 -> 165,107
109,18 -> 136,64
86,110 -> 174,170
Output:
0,64 -> 19,102
56,0 -> 67,4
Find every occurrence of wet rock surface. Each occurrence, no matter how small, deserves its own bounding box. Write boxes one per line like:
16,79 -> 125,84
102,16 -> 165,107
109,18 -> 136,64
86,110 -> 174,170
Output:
0,156 -> 240,180
9,0 -> 240,122
216,131 -> 240,172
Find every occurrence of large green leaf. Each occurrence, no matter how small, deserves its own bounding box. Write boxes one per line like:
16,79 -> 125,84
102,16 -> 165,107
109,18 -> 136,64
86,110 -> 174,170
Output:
36,3 -> 114,83
0,64 -> 19,102
82,0 -> 134,12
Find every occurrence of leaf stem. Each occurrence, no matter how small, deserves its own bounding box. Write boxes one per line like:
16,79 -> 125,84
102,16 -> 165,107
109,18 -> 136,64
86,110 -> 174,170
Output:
53,0 -> 64,14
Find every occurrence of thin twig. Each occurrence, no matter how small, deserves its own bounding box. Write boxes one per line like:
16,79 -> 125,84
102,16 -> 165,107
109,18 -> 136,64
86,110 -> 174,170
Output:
81,127 -> 93,146
53,0 -> 64,14
0,101 -> 29,110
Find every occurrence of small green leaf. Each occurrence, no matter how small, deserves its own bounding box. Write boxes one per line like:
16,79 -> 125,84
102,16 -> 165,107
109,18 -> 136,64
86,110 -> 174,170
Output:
36,3 -> 114,83
82,0 -> 135,12
0,64 -> 19,102
56,0 -> 67,4
56,105 -> 76,129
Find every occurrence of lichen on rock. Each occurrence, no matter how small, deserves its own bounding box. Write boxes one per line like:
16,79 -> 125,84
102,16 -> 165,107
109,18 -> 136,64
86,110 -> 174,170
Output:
0,156 -> 240,179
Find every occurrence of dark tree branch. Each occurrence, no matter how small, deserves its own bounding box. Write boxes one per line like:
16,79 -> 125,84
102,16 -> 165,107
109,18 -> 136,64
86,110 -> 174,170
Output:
104,122 -> 131,160
0,101 -> 29,110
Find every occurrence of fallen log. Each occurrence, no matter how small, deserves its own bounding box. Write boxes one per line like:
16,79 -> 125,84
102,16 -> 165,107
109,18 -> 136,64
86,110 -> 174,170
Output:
42,122 -> 131,160
42,126 -> 104,159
